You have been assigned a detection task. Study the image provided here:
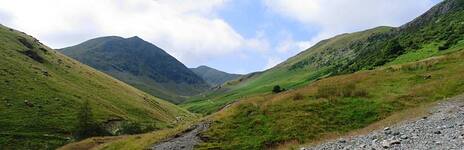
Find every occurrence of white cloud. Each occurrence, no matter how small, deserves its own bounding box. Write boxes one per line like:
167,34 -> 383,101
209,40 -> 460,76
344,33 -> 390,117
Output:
244,30 -> 271,53
264,0 -> 437,48
0,0 -> 249,65
274,31 -> 310,53
264,57 -> 284,70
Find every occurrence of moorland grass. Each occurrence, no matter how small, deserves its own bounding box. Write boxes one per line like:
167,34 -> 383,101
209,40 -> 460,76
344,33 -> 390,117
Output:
197,49 -> 464,149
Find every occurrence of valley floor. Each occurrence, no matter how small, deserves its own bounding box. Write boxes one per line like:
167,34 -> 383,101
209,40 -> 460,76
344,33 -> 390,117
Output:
303,94 -> 464,150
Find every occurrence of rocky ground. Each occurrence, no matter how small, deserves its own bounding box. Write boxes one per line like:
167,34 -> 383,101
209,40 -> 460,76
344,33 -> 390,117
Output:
150,122 -> 210,150
303,95 -> 464,150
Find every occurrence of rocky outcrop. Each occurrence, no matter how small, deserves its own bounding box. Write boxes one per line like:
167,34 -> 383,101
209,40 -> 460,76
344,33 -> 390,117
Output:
400,0 -> 464,30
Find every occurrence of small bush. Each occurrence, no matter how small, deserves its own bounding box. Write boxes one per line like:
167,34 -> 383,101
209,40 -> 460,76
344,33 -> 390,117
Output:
272,85 -> 283,93
438,43 -> 450,51
119,122 -> 143,135
74,100 -> 110,140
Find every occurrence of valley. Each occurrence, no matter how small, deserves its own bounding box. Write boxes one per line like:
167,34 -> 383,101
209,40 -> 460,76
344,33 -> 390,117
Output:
1,0 -> 464,150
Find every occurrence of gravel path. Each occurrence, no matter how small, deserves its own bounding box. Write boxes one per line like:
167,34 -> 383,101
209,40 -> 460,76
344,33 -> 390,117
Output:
150,122 -> 210,150
303,95 -> 464,150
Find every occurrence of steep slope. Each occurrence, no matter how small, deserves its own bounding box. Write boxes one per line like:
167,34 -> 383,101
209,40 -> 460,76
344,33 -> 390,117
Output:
190,66 -> 241,86
0,25 -> 193,149
199,49 -> 464,149
60,37 -> 210,104
182,0 -> 464,114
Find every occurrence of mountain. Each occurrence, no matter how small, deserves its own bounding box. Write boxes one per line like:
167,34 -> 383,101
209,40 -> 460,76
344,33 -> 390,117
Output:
59,36 -> 210,104
182,0 -> 464,114
0,25 -> 193,149
190,66 -> 241,86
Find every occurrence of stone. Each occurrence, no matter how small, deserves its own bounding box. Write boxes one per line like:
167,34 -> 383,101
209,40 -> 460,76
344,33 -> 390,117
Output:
338,139 -> 347,143
381,140 -> 390,149
400,135 -> 408,140
390,140 -> 401,145
384,130 -> 393,135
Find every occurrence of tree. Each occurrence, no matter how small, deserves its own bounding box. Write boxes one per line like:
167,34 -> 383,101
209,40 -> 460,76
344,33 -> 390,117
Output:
75,100 -> 108,139
272,85 -> 282,93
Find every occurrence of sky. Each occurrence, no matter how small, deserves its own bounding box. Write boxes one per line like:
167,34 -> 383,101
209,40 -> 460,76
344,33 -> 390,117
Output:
0,0 -> 442,74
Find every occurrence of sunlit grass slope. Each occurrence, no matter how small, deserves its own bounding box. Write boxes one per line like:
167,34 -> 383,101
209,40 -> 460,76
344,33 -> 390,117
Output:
198,46 -> 464,149
0,25 -> 193,149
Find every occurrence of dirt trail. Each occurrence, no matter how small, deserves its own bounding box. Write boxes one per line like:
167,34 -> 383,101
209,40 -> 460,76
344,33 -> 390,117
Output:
150,122 -> 210,150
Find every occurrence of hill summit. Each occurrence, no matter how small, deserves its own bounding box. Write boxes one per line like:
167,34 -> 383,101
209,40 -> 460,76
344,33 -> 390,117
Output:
60,36 -> 210,103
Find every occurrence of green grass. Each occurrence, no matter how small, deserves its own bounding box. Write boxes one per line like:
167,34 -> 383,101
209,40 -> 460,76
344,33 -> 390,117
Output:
388,39 -> 464,65
0,25 -> 194,149
198,48 -> 464,149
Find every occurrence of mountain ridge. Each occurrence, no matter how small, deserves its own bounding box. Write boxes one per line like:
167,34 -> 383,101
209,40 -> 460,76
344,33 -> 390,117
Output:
60,36 -> 210,104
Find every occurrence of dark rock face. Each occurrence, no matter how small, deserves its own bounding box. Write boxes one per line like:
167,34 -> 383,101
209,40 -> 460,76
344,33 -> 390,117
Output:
400,0 -> 464,30
59,36 -> 210,103
20,50 -> 44,63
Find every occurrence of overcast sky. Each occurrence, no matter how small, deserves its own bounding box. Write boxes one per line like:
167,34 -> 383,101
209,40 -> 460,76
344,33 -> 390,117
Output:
0,0 -> 441,74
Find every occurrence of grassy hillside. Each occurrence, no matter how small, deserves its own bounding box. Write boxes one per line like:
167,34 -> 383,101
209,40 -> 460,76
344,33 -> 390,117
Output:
190,66 -> 241,87
0,25 -> 194,149
182,0 -> 464,115
197,43 -> 464,149
60,36 -> 210,104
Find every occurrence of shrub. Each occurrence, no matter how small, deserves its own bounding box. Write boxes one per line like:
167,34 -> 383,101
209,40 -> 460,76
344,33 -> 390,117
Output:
120,122 -> 143,135
438,42 -> 450,51
272,85 -> 282,93
74,100 -> 109,140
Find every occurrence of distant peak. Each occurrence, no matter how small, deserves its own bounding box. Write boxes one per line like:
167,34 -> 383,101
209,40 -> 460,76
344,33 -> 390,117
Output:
197,65 -> 210,69
128,36 -> 142,40
94,36 -> 124,40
